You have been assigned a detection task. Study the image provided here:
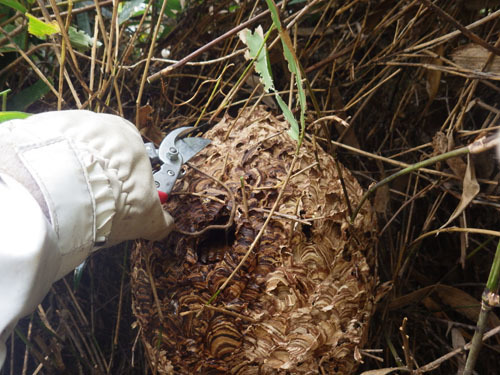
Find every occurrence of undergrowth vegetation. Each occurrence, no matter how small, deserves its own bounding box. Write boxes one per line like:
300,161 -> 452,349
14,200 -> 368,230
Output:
1,0 -> 500,374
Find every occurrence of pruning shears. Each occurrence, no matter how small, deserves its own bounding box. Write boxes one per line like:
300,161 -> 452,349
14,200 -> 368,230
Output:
145,127 -> 210,204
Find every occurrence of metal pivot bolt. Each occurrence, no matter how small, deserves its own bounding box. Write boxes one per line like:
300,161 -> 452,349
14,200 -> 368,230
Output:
168,146 -> 179,161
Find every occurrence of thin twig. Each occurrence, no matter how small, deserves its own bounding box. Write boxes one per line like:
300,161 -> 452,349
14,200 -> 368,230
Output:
0,26 -> 60,99
351,134 -> 500,222
147,4 -> 280,82
174,163 -> 236,237
400,317 -> 413,370
417,0 -> 500,57
411,227 -> 500,247
33,0 -> 113,17
136,0 -> 169,124
123,49 -> 246,69
404,9 -> 500,54
416,325 -> 500,373
251,207 -> 312,225
144,251 -> 164,322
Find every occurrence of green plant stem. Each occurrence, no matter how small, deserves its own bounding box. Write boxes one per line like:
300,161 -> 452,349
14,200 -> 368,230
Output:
350,145 -> 470,223
486,238 -> 500,290
464,239 -> 500,375
1,88 -> 11,110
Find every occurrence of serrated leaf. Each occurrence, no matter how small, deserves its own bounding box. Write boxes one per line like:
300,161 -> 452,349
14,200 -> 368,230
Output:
68,26 -> 101,51
0,0 -> 27,13
238,26 -> 274,92
265,0 -> 307,144
26,13 -> 60,38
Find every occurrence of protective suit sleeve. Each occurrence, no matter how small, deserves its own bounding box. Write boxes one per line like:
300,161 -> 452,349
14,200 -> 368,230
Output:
0,110 -> 175,369
0,174 -> 61,368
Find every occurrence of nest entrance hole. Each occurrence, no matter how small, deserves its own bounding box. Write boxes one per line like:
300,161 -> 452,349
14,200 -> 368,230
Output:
197,219 -> 236,264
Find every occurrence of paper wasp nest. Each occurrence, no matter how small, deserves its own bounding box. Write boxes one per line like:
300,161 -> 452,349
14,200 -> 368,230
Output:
131,107 -> 377,374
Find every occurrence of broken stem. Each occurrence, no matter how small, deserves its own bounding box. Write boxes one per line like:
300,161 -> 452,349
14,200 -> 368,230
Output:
463,239 -> 500,375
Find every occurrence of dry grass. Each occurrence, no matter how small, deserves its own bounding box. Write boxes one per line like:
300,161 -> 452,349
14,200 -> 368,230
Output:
2,0 -> 500,374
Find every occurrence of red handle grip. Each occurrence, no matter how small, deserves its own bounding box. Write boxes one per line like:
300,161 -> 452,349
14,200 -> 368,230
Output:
158,190 -> 168,204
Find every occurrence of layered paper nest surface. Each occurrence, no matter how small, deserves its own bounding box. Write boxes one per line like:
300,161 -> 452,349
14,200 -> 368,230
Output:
131,107 -> 377,374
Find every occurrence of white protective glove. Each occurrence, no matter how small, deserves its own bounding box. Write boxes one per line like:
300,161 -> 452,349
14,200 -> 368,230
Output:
0,110 -> 174,367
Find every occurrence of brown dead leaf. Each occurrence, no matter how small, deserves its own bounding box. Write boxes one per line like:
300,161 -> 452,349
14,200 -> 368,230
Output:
450,44 -> 500,73
389,284 -> 500,330
432,131 -> 448,155
432,131 -> 466,178
136,104 -> 164,144
136,104 -> 153,129
244,74 -> 277,109
441,154 -> 479,228
446,133 -> 467,179
375,281 -> 393,304
374,160 -> 389,214
422,296 -> 448,320
451,328 -> 466,374
426,45 -> 444,103
432,131 -> 447,170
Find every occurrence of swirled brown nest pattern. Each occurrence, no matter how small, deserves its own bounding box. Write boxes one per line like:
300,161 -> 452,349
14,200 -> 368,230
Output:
131,107 -> 377,374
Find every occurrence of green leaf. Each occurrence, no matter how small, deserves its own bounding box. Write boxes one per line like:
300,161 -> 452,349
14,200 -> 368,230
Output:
164,0 -> 183,18
275,94 -> 299,141
118,0 -> 145,25
73,259 -> 87,290
7,79 -> 50,110
0,23 -> 27,52
265,0 -> 282,31
265,0 -> 307,144
239,24 -> 301,140
68,26 -> 101,51
239,26 -> 274,93
0,0 -> 27,13
0,111 -> 31,123
26,13 -> 60,38
75,1 -> 92,36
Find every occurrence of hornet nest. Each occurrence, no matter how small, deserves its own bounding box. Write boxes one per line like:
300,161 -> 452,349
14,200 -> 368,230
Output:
131,107 -> 377,374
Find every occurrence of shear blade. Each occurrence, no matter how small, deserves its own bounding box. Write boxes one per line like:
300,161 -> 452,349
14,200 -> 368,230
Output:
175,137 -> 211,163
158,126 -> 210,163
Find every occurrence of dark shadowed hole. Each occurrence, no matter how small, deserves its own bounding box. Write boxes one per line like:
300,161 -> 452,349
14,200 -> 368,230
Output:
302,224 -> 312,240
197,218 -> 236,264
